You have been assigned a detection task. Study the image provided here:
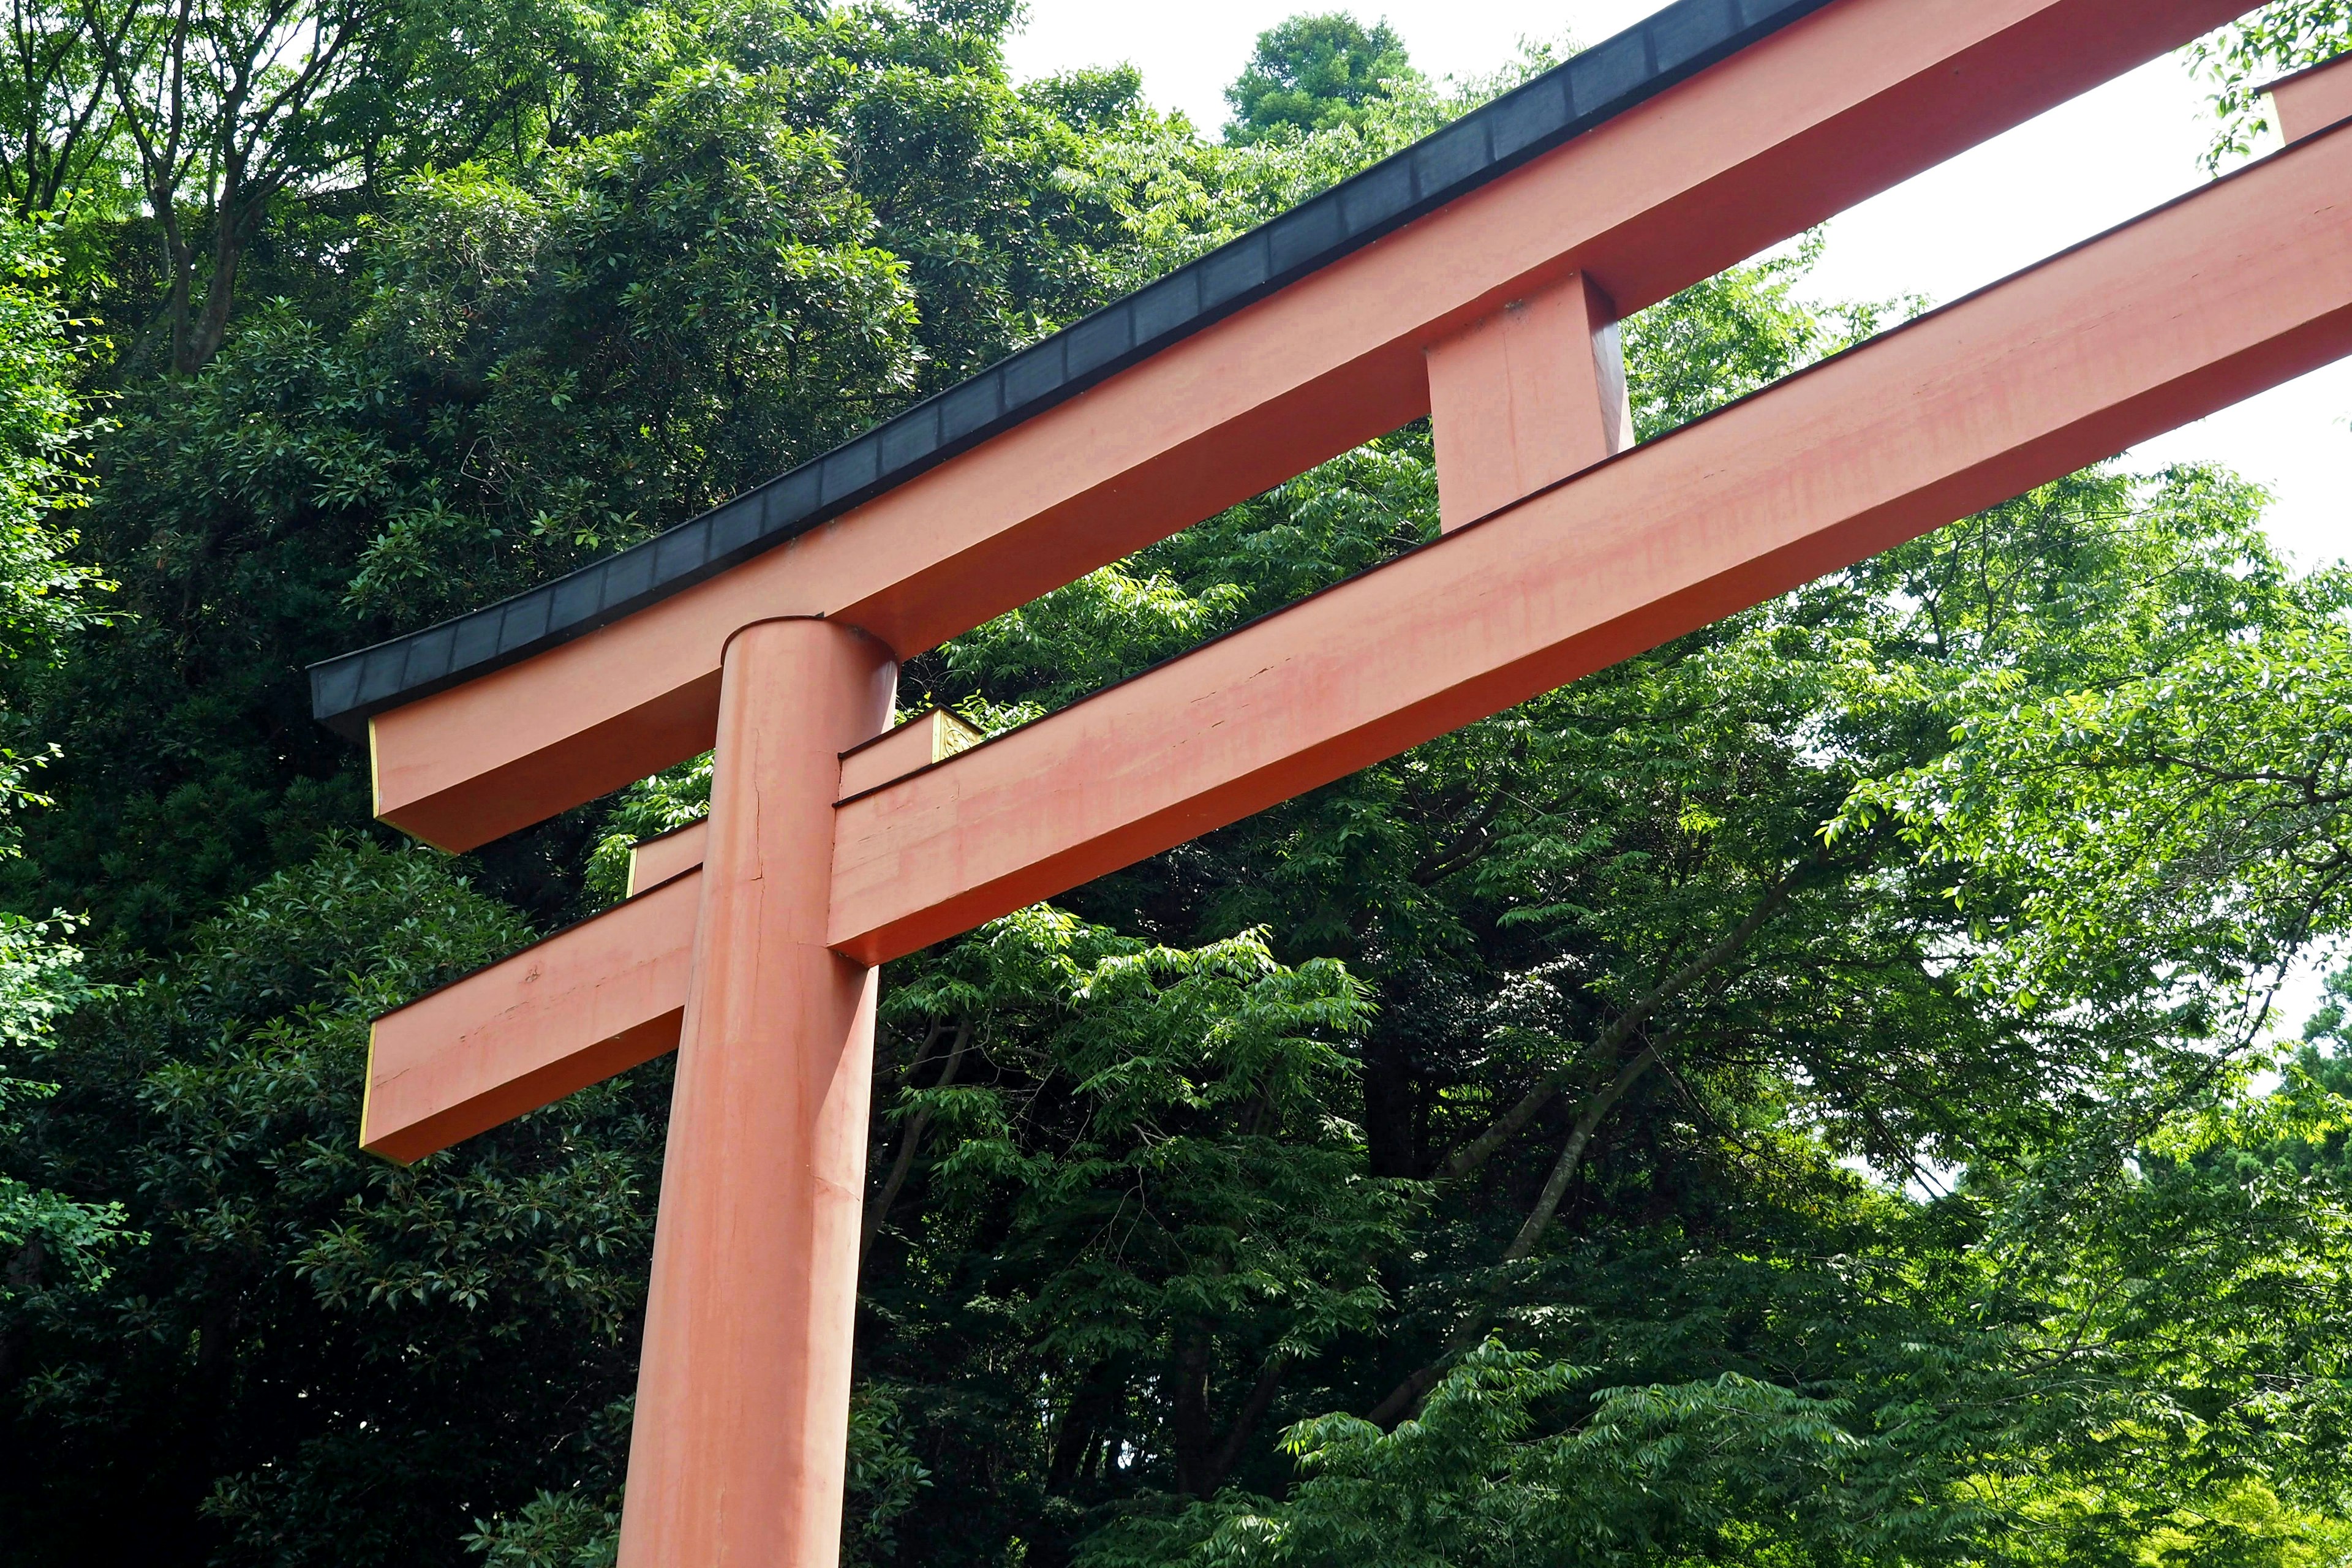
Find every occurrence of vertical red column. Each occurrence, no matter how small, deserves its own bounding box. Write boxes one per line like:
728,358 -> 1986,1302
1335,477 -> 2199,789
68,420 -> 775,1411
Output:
1425,270 -> 1633,532
619,617 -> 897,1568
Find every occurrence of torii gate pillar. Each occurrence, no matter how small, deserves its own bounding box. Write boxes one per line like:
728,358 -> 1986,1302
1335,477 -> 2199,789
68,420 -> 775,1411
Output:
618,618 -> 897,1568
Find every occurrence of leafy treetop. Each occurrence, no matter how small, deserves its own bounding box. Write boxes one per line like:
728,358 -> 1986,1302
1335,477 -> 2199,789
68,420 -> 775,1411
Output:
1223,12 -> 1417,143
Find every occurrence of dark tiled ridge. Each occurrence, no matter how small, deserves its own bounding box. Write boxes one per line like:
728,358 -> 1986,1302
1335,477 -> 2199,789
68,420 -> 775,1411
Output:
311,0 -> 1836,737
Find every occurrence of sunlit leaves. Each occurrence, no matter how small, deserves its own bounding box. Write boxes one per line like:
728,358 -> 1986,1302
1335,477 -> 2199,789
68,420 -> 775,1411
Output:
2190,2 -> 2352,168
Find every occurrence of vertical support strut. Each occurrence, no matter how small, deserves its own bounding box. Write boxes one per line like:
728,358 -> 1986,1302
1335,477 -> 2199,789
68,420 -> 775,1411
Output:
619,617 -> 897,1568
1425,271 -> 1633,532
2269,52 -> 2352,146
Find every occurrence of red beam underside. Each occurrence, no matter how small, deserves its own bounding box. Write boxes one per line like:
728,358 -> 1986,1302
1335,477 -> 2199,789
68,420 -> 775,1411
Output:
368,0 -> 2247,853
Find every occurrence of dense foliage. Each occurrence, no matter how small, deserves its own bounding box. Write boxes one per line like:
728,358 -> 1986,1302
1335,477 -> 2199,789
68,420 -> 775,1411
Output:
0,2 -> 2348,1566
1221,13 -> 1414,141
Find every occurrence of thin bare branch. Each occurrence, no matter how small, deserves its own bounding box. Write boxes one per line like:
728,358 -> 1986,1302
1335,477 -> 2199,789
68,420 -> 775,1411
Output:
1501,1042 -> 1659,1262
1368,1038 -> 1668,1427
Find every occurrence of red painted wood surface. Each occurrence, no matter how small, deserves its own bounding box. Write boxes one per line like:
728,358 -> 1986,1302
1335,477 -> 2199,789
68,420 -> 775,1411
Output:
355,119 -> 2352,1160
627,821 -> 709,897
366,0 -> 2248,853
824,119 -> 2352,963
1427,271 -> 1630,532
365,712 -> 970,1160
360,870 -> 698,1163
619,619 -> 896,1568
839,709 -> 984,799
2271,52 -> 2352,145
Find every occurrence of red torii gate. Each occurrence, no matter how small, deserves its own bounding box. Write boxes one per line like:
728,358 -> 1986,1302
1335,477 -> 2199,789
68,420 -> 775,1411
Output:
311,1 -> 2352,1562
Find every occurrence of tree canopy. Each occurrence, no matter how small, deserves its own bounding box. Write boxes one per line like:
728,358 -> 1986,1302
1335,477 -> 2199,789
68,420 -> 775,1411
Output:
1,4 -> 2351,1567
1223,13 -> 1415,142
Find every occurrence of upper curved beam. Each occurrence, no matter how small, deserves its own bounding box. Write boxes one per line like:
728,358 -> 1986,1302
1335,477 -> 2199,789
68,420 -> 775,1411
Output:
312,0 -> 1836,737
340,0 -> 2253,853
824,118 -> 2352,963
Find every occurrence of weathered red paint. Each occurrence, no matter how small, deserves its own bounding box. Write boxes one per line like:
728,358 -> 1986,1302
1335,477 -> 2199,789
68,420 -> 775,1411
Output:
618,619 -> 895,1568
1427,270 -> 1630,532
364,0 -> 2253,854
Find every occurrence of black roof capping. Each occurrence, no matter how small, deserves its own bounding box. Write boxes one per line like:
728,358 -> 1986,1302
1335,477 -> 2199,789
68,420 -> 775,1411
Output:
311,0 -> 1838,737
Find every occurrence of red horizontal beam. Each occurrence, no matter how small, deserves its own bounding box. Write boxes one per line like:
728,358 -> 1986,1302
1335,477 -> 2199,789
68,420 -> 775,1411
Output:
364,706 -> 977,1159
361,871 -> 698,1163
366,0 -> 2246,853
627,821 -> 707,898
2271,51 -> 2352,145
825,121 -> 2352,963
358,119 -> 2352,1161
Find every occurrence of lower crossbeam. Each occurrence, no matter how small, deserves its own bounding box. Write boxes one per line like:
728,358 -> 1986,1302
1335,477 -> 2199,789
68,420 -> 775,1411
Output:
361,872 -> 698,1163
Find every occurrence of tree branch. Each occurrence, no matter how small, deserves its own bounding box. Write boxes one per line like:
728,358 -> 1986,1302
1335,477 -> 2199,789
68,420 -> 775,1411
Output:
861,1018 -> 971,1261
1201,1351 -> 1292,1495
1439,874 -> 1799,1182
1366,1039 -> 1665,1426
1501,1042 -> 1659,1262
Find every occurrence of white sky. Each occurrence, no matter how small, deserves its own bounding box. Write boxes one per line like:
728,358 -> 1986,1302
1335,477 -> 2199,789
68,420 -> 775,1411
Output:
1004,1 -> 2352,1030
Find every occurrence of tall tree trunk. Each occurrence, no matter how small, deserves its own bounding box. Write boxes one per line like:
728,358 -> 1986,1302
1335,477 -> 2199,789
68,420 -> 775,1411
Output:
1362,1031 -> 1418,1177
1366,1042 -> 1664,1427
176,164 -> 263,375
179,220 -> 242,374
1170,1333 -> 1218,1498
158,196 -> 194,373
861,1019 -> 971,1259
1046,1360 -> 1115,1495
1200,1352 -> 1291,1496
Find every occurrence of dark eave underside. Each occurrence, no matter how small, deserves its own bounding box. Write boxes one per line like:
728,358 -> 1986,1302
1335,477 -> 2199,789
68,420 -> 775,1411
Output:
309,0 -> 1834,736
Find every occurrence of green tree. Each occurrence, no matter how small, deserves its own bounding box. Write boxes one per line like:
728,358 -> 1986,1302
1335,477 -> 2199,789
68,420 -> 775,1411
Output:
0,210 -> 117,1390
5,7 -> 2352,1567
0,842 -> 659,1564
3,0 -> 1149,946
0,211 -> 103,650
0,0 -> 124,218
0,755 -> 118,1394
1223,13 -> 1415,143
